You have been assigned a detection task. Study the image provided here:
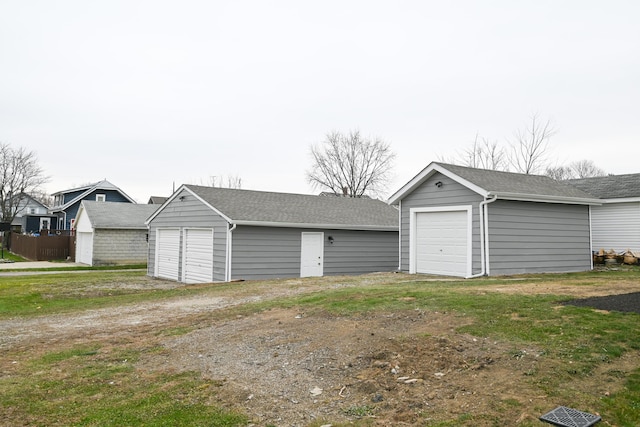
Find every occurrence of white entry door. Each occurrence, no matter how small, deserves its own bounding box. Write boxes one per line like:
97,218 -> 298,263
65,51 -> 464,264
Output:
300,232 -> 324,277
413,209 -> 470,277
156,228 -> 180,281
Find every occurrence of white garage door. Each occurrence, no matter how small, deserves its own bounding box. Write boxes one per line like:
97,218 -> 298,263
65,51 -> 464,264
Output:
183,228 -> 214,284
414,209 -> 469,277
76,232 -> 93,266
156,228 -> 180,281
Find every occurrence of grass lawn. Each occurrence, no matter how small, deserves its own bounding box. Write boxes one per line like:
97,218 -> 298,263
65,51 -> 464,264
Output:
1,269 -> 639,426
0,250 -> 27,262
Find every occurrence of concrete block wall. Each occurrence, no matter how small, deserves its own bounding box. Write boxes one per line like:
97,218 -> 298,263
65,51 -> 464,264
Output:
93,229 -> 149,265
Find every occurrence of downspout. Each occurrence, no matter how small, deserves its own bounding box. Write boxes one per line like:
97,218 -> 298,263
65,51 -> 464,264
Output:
588,205 -> 593,271
468,195 -> 498,278
397,200 -> 402,271
225,223 -> 236,282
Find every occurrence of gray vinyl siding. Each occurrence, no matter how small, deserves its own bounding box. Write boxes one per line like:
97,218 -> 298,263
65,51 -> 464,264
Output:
230,226 -> 399,281
398,172 -> 483,273
147,189 -> 229,282
92,229 -> 148,265
486,200 -> 591,275
230,226 -> 302,280
323,229 -> 398,275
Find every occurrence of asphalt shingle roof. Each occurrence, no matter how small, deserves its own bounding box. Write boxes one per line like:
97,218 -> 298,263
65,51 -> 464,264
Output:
566,174 -> 640,199
435,163 -> 596,200
81,201 -> 159,229
184,185 -> 398,229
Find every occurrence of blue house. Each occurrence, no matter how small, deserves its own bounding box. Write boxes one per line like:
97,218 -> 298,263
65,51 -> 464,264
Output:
50,180 -> 136,230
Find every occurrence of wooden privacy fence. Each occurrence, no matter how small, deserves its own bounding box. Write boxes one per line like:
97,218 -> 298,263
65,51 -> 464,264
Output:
10,232 -> 76,261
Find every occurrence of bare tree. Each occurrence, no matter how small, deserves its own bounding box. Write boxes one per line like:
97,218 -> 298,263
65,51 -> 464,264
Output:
0,142 -> 49,223
508,114 -> 556,174
457,134 -> 506,170
570,159 -> 607,178
197,175 -> 243,189
307,130 -> 395,198
546,159 -> 607,180
545,165 -> 574,180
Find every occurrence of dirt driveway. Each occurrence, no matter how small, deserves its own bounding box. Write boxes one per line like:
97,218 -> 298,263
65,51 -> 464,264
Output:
2,272 -> 639,426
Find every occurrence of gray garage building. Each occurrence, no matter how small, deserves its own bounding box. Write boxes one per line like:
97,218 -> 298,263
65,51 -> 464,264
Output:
388,162 -> 600,277
146,185 -> 399,283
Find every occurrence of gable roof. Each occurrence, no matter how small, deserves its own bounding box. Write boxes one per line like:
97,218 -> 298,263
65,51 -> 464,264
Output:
78,201 -> 158,229
388,162 -> 600,205
51,180 -> 136,210
148,185 -> 398,231
566,173 -> 640,200
12,192 -> 49,210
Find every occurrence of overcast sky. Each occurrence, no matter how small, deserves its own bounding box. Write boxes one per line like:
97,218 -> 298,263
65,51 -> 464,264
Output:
1,1 -> 638,203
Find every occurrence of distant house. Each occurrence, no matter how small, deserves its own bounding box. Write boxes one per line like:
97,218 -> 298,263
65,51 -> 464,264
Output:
567,174 -> 640,253
388,162 -> 600,277
147,196 -> 168,205
50,180 -> 136,230
74,201 -> 158,266
10,193 -> 57,233
146,185 -> 399,283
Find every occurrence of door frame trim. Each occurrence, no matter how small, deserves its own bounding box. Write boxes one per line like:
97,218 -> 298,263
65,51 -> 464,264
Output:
300,231 -> 324,277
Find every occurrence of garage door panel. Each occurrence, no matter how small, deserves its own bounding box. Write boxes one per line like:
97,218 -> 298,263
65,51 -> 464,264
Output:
183,228 -> 214,284
414,210 -> 469,277
156,229 -> 180,281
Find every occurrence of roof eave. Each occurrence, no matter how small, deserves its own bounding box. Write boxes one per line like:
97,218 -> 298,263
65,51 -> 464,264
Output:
233,220 -> 398,231
491,192 -> 602,205
93,226 -> 148,230
599,197 -> 640,203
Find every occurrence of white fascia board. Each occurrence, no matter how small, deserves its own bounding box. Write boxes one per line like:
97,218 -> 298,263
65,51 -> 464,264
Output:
96,225 -> 148,230
74,202 -> 95,232
387,162 -> 487,205
145,188 -> 181,225
145,185 -> 190,224
233,220 -> 398,231
493,192 -> 602,205
144,188 -> 184,224
598,197 -> 640,204
59,187 -> 96,210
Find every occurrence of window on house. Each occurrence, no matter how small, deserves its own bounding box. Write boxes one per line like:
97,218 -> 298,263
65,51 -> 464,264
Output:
29,208 -> 36,214
96,194 -> 106,202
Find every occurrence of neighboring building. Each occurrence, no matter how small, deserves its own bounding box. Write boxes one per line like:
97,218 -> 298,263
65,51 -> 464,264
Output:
388,162 -> 600,278
50,180 -> 136,230
10,193 -> 57,233
74,201 -> 158,266
567,173 -> 640,253
148,196 -> 168,205
146,185 -> 399,283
